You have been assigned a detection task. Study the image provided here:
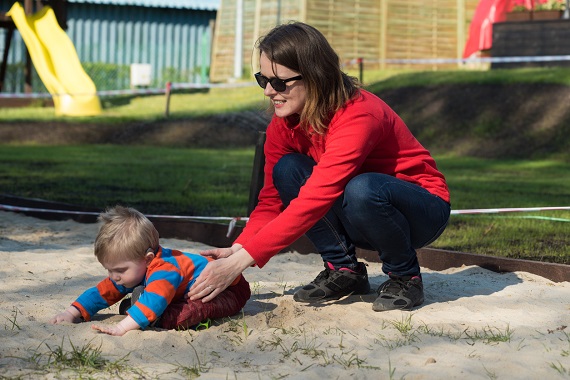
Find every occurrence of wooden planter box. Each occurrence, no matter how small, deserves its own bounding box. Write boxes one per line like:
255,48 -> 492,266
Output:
505,10 -> 563,22
505,11 -> 532,21
532,10 -> 563,20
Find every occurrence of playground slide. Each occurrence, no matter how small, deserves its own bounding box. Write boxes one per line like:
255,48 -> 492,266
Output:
7,2 -> 101,116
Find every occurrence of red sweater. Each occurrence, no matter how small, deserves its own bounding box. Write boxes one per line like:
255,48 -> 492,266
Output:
235,90 -> 450,268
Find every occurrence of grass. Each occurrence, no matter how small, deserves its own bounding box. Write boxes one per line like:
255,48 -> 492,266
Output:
3,307 -> 21,331
4,67 -> 570,123
378,314 -> 514,349
0,145 -> 254,217
464,325 -> 514,345
0,146 -> 567,264
7,337 -> 137,378
366,67 -> 570,92
0,85 -> 265,123
218,310 -> 252,346
257,326 -> 378,370
1,67 -> 569,264
432,156 -> 570,263
173,341 -> 210,378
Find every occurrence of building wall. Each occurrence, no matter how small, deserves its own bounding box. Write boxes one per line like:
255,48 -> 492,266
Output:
0,0 -> 217,93
68,3 -> 216,85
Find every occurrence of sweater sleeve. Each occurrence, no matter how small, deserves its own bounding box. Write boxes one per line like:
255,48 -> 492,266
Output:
239,108 -> 385,267
72,278 -> 128,321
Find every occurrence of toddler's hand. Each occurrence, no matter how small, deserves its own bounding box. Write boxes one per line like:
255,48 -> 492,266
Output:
91,324 -> 127,336
50,310 -> 81,324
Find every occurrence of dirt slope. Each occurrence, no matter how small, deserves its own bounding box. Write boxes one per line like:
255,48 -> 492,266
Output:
1,83 -> 569,159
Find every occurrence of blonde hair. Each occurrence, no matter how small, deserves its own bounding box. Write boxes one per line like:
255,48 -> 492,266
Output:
255,22 -> 360,135
94,206 -> 159,264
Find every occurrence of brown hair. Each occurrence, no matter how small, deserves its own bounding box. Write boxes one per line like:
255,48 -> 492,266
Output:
255,22 -> 360,134
94,206 -> 159,264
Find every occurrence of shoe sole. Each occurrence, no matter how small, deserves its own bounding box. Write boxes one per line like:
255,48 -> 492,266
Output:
372,296 -> 424,312
293,285 -> 371,303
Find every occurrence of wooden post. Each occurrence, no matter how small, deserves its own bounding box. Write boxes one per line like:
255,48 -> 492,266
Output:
23,0 -> 33,94
0,27 -> 14,92
456,0 -> 465,68
164,82 -> 172,117
247,131 -> 266,216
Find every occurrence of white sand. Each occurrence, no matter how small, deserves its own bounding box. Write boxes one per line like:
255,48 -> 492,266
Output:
0,210 -> 569,379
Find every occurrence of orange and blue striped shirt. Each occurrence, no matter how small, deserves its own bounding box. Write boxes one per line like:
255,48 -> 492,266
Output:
72,246 -> 237,328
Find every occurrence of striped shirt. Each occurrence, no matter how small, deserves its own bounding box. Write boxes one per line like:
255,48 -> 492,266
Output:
72,246 -> 238,329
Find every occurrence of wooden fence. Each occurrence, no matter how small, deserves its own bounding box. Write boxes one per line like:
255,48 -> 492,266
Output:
210,0 -> 480,82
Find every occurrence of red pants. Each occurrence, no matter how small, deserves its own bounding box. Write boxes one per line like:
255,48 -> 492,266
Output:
158,275 -> 251,330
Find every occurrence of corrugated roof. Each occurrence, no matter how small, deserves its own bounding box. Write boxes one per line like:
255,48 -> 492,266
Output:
66,0 -> 220,11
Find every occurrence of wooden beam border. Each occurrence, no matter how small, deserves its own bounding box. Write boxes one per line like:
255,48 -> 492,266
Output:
1,194 -> 568,282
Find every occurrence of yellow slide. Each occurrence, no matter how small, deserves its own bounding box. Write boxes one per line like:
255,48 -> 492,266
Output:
7,2 -> 101,116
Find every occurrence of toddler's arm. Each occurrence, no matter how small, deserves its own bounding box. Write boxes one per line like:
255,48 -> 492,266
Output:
91,315 -> 140,336
50,306 -> 82,324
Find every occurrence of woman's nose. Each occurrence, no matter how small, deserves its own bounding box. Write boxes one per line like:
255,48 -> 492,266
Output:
264,83 -> 277,96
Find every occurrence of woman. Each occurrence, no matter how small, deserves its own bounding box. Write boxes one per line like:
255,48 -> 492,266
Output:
188,22 -> 451,312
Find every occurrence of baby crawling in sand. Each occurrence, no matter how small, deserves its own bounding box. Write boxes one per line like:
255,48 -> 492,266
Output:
50,206 -> 250,336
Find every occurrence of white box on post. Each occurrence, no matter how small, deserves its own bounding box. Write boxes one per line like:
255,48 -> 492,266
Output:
130,63 -> 152,87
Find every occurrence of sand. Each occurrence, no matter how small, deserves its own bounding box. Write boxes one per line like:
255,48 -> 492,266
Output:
0,210 -> 569,379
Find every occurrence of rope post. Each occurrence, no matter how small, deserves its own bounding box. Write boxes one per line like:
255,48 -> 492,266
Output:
247,131 -> 266,216
164,82 -> 172,118
358,57 -> 363,83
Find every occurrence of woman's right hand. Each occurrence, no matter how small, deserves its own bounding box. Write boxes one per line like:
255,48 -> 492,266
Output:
188,248 -> 255,302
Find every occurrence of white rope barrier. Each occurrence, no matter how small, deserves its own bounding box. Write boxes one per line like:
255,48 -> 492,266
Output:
0,82 -> 257,99
0,204 -> 248,237
2,204 -> 569,237
345,54 -> 570,66
450,206 -> 570,215
3,53 -> 569,99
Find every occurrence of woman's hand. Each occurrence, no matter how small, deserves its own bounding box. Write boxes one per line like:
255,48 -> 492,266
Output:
188,249 -> 255,302
200,243 -> 242,259
200,247 -> 234,259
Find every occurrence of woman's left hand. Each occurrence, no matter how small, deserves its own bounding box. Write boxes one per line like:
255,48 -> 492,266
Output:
188,249 -> 255,302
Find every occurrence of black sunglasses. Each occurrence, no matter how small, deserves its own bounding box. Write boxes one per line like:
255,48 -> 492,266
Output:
254,72 -> 303,92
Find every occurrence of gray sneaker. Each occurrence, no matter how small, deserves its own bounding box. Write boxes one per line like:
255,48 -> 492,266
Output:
293,262 -> 370,302
372,273 -> 424,312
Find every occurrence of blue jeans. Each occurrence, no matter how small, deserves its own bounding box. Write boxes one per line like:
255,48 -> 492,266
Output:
273,153 -> 451,276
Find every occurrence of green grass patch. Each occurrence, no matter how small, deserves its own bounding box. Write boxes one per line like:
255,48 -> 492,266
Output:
0,145 -> 254,216
1,67 -> 569,263
4,67 -> 570,124
432,156 -> 570,263
0,146 -> 568,264
437,156 -> 570,209
367,67 -> 570,92
0,85 -> 266,123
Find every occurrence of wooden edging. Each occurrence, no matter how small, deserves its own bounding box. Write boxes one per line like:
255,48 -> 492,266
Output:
1,194 -> 569,283
283,232 -> 570,283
